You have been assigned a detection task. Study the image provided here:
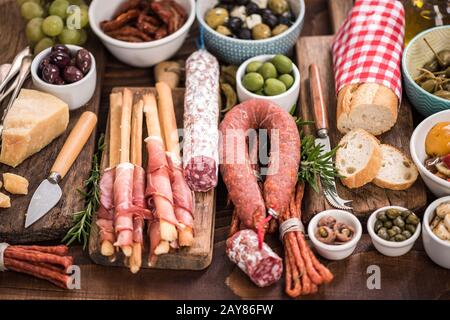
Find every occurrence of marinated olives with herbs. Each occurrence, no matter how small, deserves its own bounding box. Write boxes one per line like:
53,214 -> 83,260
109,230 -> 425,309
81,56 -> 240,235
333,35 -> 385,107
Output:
373,208 -> 419,243
38,44 -> 92,85
205,0 -> 295,40
241,54 -> 295,96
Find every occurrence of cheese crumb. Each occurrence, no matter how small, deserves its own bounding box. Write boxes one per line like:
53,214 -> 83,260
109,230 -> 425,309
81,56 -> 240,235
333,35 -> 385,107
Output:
3,173 -> 29,195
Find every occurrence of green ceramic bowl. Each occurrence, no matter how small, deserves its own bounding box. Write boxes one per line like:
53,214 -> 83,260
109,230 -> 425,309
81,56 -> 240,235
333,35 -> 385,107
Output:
402,26 -> 450,117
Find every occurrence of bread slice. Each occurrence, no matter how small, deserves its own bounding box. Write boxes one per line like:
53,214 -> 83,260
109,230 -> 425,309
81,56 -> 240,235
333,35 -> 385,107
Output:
336,129 -> 381,188
337,83 -> 398,136
373,144 -> 419,190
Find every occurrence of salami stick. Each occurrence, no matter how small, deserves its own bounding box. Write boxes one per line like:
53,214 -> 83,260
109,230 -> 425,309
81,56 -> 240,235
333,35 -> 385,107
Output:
130,98 -> 144,274
5,247 -> 73,269
13,245 -> 69,256
5,258 -> 69,289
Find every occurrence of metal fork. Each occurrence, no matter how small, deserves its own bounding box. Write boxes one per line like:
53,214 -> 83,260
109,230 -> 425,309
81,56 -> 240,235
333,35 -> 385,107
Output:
323,185 -> 353,210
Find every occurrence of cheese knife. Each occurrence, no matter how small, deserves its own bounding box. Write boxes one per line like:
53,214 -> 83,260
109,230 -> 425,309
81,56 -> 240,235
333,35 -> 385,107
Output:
25,111 -> 98,228
309,64 -> 352,211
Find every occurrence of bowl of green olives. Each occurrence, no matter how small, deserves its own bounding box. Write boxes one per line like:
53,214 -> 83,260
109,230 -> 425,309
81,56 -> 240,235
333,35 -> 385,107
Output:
236,54 -> 300,111
368,206 -> 421,257
402,25 -> 450,117
197,0 -> 305,65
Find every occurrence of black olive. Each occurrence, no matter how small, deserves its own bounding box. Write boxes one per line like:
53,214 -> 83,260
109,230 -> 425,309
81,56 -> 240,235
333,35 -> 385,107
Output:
51,44 -> 70,55
236,0 -> 249,5
278,15 -> 293,26
281,10 -> 294,20
245,2 -> 259,15
238,28 -> 252,40
42,64 -> 61,84
219,0 -> 234,4
262,13 -> 278,28
260,8 -> 272,16
38,56 -> 51,76
227,17 -> 243,33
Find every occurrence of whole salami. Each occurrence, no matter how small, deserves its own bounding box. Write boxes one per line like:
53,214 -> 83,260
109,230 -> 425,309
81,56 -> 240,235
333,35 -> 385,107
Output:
183,50 -> 220,192
226,229 -> 283,287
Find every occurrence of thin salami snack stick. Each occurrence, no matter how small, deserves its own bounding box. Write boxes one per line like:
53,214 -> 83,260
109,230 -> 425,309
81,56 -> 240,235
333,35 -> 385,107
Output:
34,262 -> 66,273
13,245 -> 69,256
308,247 -> 334,283
5,258 -> 69,289
301,271 -> 312,295
285,241 -> 302,297
5,247 -> 73,269
287,233 -> 305,277
296,232 -> 323,285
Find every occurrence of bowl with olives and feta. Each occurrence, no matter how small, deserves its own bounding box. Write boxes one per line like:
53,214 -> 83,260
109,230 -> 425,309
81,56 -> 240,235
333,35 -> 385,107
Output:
368,206 -> 421,257
197,0 -> 305,65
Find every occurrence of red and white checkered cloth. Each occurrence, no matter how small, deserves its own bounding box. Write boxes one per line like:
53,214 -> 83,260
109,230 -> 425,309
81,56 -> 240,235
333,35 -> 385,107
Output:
331,0 -> 405,100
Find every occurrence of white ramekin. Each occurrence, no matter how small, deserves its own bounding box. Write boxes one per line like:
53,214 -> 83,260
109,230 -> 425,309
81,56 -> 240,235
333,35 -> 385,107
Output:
31,45 -> 96,110
236,54 -> 300,113
422,196 -> 450,269
367,206 -> 421,257
308,209 -> 362,260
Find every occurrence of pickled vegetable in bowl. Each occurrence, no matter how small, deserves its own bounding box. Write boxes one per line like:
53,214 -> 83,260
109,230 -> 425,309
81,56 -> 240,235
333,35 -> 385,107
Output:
424,122 -> 450,182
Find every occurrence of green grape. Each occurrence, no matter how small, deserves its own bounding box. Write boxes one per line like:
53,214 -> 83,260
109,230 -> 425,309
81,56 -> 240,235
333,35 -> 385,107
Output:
16,0 -> 39,6
42,15 -> 64,36
25,17 -> 44,43
21,1 -> 44,20
58,27 -> 81,44
34,37 -> 54,55
49,0 -> 69,19
78,28 -> 87,45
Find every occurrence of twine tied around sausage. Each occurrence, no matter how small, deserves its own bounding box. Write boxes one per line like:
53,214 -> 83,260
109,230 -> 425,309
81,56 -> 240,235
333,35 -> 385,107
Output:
0,242 -> 10,272
256,208 -> 279,250
279,218 -> 305,242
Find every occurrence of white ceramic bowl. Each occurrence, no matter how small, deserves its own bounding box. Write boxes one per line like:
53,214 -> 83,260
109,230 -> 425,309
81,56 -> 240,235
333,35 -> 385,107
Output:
367,206 -> 421,257
422,196 -> 450,269
410,109 -> 450,197
236,54 -> 300,112
89,0 -> 195,67
308,210 -> 362,260
31,45 -> 96,110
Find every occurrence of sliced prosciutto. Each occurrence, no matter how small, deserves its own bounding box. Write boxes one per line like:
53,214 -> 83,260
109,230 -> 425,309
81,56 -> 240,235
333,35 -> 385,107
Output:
132,165 -> 148,245
96,168 -> 116,245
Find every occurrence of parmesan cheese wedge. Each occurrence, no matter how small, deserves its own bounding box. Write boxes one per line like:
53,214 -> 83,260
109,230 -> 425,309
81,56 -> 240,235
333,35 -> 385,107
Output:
0,192 -> 11,208
0,89 -> 69,167
3,173 -> 29,195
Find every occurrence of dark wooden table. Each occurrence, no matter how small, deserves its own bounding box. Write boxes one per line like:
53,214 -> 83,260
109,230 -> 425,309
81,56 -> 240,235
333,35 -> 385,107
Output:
0,0 -> 449,300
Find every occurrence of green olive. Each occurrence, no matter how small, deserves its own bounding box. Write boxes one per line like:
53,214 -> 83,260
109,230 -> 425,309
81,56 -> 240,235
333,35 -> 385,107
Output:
254,88 -> 265,96
437,49 -> 450,68
272,24 -> 289,36
393,216 -> 405,228
387,228 -> 397,238
386,208 -> 401,219
401,230 -> 412,239
252,23 -> 271,40
406,214 -> 419,226
421,79 -> 437,93
374,220 -> 384,232
405,224 -> 416,234
394,234 -> 406,242
246,61 -> 263,73
278,74 -> 294,89
242,72 -> 264,92
264,78 -> 287,96
377,212 -> 388,222
268,0 -> 289,14
259,62 -> 278,79
318,227 -> 329,238
392,226 -> 402,234
271,54 -> 293,74
216,25 -> 232,36
377,227 -> 389,240
401,210 -> 412,219
423,59 -> 440,72
434,90 -> 450,100
383,220 -> 393,229
205,8 -> 229,30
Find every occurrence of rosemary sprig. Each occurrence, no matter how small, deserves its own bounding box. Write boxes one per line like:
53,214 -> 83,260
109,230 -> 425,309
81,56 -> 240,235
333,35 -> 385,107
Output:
62,134 -> 105,249
295,119 -> 340,193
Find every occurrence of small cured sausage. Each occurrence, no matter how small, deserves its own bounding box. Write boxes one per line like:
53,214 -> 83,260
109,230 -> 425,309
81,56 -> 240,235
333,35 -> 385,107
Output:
183,50 -> 220,192
226,230 -> 283,287
219,99 -> 300,231
13,245 -> 69,256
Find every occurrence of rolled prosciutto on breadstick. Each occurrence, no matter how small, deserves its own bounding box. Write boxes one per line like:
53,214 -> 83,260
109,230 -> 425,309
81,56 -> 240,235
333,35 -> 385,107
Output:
156,82 -> 194,247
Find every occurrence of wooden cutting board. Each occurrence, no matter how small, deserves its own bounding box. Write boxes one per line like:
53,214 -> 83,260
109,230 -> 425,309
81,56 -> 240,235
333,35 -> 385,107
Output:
89,87 -> 216,270
0,0 -> 105,243
296,35 -> 428,223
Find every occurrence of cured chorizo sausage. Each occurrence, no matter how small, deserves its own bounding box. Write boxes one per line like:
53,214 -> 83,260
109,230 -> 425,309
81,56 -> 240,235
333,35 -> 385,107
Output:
219,99 -> 300,231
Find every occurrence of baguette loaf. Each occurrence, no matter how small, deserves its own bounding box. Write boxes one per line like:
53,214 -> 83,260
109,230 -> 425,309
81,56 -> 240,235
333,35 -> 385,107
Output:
373,144 -> 418,190
336,128 -> 381,189
337,83 -> 398,136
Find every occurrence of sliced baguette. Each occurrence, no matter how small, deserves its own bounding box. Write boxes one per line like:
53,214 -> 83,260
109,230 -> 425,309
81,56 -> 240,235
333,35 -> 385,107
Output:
337,83 -> 398,136
373,144 -> 418,190
336,128 -> 381,188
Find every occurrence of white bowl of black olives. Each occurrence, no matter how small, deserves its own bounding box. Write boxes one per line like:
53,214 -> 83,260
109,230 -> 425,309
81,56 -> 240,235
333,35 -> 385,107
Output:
368,206 -> 421,257
31,44 -> 96,110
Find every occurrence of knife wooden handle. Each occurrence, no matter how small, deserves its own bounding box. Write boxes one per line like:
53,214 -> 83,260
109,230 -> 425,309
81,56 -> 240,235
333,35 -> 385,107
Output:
51,111 -> 97,179
309,64 -> 329,133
